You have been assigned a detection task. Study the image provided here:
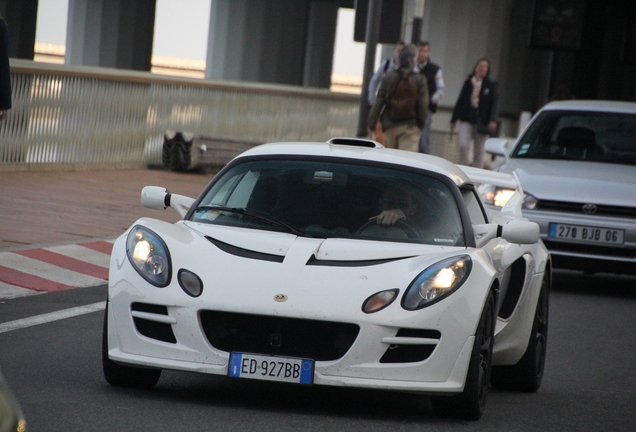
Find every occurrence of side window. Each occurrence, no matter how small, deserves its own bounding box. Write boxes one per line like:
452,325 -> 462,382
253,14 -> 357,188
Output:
226,171 -> 259,207
462,189 -> 487,225
207,170 -> 260,207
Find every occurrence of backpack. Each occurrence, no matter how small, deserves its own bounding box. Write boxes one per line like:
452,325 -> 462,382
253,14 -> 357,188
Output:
385,70 -> 418,122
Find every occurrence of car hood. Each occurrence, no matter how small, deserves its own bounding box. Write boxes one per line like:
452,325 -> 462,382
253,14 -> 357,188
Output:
498,159 -> 636,206
186,221 -> 458,261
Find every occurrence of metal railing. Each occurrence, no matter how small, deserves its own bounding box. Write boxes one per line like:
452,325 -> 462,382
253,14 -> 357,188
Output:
1,60 -> 515,172
1,60 -> 362,171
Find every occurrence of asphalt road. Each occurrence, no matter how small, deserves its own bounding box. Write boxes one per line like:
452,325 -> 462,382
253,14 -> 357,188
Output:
1,271 -> 635,432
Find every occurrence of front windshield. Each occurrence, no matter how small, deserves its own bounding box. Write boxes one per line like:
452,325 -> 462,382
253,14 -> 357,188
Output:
191,159 -> 465,246
512,110 -> 636,164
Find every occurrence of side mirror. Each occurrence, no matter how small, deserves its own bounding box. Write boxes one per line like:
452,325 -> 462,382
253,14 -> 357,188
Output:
473,220 -> 540,246
500,220 -> 540,245
141,186 -> 195,218
141,186 -> 169,210
485,138 -> 511,157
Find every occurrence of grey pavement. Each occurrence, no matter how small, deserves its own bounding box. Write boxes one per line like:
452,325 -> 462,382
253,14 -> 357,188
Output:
0,167 -> 213,251
0,167 -> 214,298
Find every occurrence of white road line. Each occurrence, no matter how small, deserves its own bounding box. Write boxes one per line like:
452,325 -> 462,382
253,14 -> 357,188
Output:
0,302 -> 106,334
45,243 -> 112,267
0,253 -> 105,286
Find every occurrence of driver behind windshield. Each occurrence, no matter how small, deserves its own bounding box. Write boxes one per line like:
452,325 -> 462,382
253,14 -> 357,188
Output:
372,187 -> 418,227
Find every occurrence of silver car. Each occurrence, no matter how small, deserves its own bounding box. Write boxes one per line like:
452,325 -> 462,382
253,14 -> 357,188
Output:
483,100 -> 636,275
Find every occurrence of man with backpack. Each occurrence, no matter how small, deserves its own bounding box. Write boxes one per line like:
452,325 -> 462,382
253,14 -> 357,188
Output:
368,44 -> 429,152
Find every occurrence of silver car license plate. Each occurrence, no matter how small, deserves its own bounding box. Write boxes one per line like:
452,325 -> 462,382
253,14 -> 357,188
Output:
549,223 -> 625,244
228,352 -> 314,385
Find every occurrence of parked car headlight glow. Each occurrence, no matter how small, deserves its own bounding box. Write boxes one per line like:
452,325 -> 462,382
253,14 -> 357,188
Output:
482,186 -> 538,210
521,193 -> 538,210
483,186 -> 515,207
126,226 -> 171,287
402,256 -> 472,310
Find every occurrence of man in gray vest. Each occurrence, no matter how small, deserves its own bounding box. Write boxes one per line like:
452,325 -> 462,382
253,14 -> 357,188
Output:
415,41 -> 445,154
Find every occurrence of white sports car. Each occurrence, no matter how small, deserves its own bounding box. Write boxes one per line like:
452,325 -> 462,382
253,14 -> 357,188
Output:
103,138 -> 551,420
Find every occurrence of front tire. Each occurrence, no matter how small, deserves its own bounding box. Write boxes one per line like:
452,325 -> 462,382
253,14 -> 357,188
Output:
102,302 -> 162,388
432,290 -> 496,420
491,275 -> 549,392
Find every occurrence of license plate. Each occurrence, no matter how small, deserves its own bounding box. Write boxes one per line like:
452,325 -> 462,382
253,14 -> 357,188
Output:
228,352 -> 314,385
549,223 -> 625,245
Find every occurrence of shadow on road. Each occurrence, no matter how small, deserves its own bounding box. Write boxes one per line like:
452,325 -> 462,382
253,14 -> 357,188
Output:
552,269 -> 636,298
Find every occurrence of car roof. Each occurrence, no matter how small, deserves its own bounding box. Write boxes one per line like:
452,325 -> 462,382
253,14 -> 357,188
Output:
540,100 -> 636,114
235,140 -> 472,187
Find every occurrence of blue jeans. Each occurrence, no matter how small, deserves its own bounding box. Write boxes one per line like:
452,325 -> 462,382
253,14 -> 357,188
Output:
418,113 -> 433,154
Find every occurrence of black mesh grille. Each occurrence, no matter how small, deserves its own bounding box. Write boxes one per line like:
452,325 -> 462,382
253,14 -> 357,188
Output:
536,200 -> 636,219
200,310 -> 359,361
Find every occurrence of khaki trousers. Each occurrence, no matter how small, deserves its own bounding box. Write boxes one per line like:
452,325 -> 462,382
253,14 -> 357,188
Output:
384,124 -> 421,152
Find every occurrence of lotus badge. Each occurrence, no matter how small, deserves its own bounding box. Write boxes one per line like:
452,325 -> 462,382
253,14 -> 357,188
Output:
273,294 -> 288,302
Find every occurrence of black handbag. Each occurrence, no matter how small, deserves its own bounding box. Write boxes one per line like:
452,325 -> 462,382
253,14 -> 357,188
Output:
476,118 -> 497,137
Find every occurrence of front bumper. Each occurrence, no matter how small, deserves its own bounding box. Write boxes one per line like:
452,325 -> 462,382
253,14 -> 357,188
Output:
519,209 -> 636,271
106,280 -> 483,395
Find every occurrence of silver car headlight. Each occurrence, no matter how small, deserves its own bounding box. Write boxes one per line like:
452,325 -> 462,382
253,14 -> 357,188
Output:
402,256 -> 472,310
126,226 -> 171,287
483,186 -> 516,207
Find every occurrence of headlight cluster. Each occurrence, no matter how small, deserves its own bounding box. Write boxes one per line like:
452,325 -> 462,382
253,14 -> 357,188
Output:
482,186 -> 537,210
126,226 -> 171,287
402,256 -> 472,310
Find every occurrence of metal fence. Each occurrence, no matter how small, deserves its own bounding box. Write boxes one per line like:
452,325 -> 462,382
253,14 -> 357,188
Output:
1,60 -> 502,172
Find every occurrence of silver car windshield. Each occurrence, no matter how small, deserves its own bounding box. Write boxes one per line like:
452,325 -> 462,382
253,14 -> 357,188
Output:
191,159 -> 465,246
512,110 -> 636,164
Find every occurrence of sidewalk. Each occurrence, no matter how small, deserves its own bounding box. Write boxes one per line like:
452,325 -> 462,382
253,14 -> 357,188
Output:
0,167 -> 213,298
0,168 -> 212,251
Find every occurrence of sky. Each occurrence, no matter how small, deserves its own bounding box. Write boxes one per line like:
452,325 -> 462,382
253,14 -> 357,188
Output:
34,0 -> 376,77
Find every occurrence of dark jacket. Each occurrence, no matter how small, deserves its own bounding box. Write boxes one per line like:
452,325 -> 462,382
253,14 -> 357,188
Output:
368,66 -> 429,132
451,75 -> 499,126
419,61 -> 441,113
0,18 -> 11,110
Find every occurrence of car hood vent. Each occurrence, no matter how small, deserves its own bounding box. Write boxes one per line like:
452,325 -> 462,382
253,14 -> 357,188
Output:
206,236 -> 285,263
326,137 -> 382,148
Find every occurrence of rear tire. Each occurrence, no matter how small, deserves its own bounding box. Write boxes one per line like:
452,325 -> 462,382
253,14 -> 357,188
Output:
102,302 -> 162,388
491,276 -> 549,392
432,290 -> 495,420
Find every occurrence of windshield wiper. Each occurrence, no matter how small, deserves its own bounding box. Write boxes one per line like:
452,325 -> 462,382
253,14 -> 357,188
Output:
194,205 -> 306,236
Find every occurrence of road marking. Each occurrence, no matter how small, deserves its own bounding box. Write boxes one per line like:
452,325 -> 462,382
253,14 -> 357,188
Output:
0,266 -> 75,292
0,240 -> 114,298
0,301 -> 106,334
14,249 -> 109,279
45,243 -> 112,267
79,241 -> 114,255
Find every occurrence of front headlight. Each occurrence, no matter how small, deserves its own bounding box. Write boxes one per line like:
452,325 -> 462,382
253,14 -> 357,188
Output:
402,256 -> 472,310
521,193 -> 538,210
483,186 -> 516,207
126,226 -> 171,287
482,186 -> 538,210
